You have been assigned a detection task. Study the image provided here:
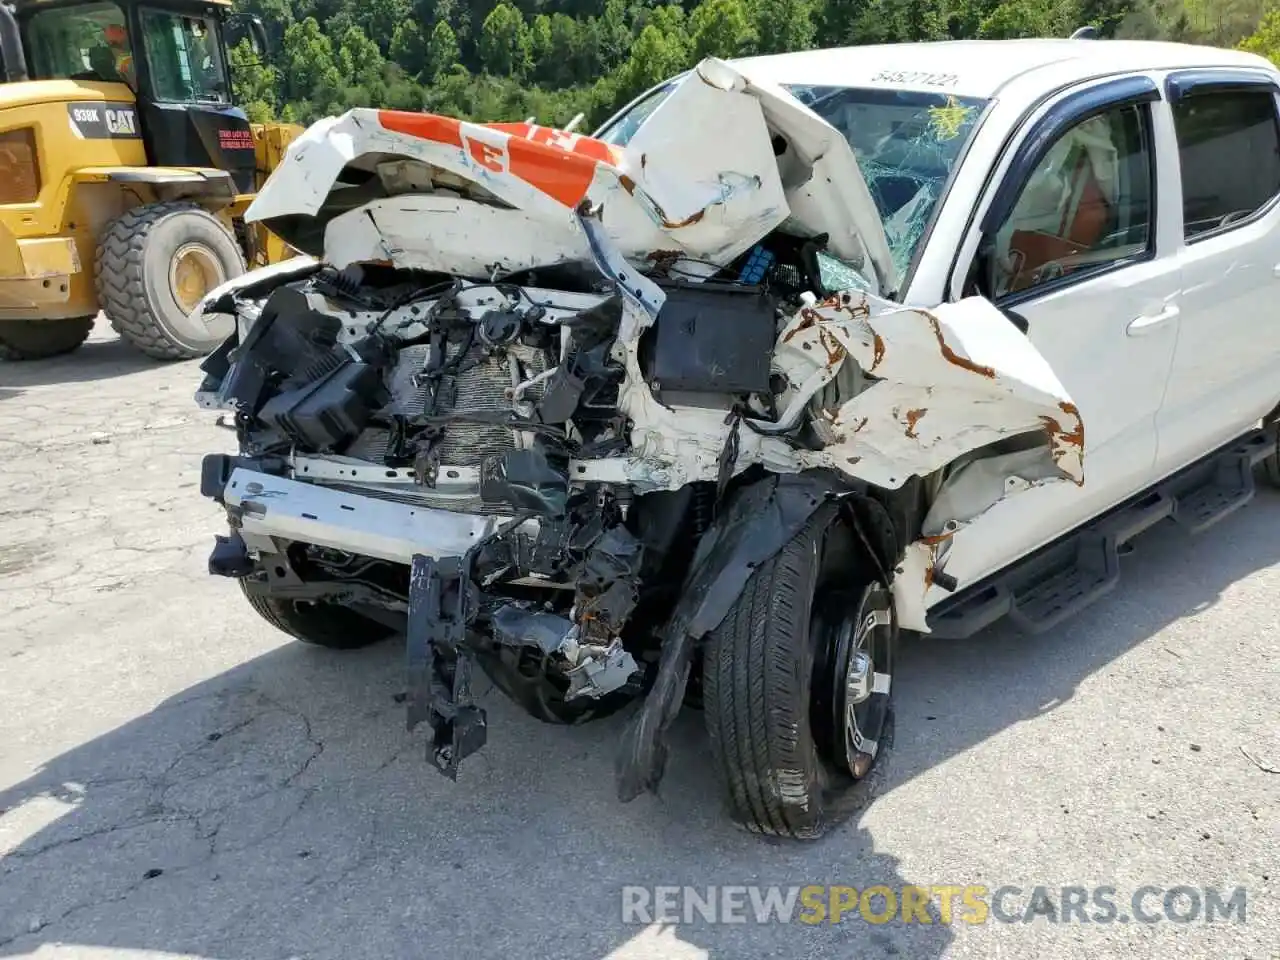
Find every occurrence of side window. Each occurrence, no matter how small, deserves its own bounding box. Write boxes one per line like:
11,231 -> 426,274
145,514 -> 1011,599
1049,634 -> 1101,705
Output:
27,2 -> 134,86
1172,90 -> 1280,240
978,104 -> 1153,300
140,10 -> 229,103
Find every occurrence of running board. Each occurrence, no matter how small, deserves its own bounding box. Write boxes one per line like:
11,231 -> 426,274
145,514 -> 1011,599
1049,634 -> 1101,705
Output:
927,426 -> 1278,638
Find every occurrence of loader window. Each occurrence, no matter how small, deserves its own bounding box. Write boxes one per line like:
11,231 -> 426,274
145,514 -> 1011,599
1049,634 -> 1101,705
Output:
26,2 -> 135,86
139,9 -> 229,103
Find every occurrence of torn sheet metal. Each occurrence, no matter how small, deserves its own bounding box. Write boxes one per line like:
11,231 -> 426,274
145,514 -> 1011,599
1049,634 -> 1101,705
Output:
244,58 -> 893,293
690,58 -> 897,293
771,290 -> 1085,490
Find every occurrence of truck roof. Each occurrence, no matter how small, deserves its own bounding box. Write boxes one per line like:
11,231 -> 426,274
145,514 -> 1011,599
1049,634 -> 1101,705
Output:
734,39 -> 1277,100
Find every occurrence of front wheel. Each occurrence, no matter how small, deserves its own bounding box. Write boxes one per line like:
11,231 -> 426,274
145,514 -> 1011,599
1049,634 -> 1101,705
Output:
238,579 -> 396,650
703,504 -> 895,840
96,201 -> 244,360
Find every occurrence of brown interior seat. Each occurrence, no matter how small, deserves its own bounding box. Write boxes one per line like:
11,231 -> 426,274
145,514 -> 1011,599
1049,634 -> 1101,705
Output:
1006,151 -> 1112,292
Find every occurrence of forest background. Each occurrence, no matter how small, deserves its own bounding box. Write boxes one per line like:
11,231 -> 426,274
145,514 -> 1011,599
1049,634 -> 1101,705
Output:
226,0 -> 1280,132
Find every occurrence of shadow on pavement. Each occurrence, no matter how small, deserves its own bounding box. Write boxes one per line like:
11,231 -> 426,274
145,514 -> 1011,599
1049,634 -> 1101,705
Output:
0,332 -> 171,388
2,488 -> 1279,959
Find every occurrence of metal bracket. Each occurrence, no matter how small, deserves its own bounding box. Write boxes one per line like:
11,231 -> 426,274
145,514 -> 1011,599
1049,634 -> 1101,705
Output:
405,554 -> 487,780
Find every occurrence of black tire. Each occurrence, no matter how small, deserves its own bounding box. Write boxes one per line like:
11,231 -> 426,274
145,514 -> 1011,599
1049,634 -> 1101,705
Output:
96,201 -> 244,361
238,579 -> 396,650
0,317 -> 93,361
1261,429 -> 1280,488
703,503 -> 895,840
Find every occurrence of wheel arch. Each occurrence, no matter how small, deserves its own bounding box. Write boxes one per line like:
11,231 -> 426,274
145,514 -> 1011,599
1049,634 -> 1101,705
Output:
71,167 -> 238,212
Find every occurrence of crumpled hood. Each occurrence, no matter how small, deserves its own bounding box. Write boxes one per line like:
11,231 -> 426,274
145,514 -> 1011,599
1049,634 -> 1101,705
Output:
245,57 -> 897,294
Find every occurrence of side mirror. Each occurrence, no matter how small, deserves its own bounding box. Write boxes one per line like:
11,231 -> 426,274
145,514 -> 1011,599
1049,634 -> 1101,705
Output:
226,13 -> 269,58
1000,306 -> 1029,334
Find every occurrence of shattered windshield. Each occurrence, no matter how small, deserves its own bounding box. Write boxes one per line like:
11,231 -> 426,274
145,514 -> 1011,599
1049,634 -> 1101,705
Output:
784,85 -> 986,279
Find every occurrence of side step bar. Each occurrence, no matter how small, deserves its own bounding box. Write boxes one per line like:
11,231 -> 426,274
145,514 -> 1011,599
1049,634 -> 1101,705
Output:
927,425 -> 1278,639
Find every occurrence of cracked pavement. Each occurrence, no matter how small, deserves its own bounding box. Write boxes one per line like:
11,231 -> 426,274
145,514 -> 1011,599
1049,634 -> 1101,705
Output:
0,318 -> 1277,960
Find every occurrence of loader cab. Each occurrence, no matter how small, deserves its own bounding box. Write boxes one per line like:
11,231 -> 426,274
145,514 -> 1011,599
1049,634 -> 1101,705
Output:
9,0 -> 266,192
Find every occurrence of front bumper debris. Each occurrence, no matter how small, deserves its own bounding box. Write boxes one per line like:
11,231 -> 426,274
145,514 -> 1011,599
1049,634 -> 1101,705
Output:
406,554 -> 486,780
221,467 -> 535,563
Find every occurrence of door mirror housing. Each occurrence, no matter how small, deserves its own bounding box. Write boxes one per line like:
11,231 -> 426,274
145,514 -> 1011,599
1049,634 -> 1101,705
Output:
226,13 -> 269,58
1000,306 -> 1030,334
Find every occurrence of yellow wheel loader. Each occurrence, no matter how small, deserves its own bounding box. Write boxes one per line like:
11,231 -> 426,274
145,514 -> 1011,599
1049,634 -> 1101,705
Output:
0,0 -> 300,361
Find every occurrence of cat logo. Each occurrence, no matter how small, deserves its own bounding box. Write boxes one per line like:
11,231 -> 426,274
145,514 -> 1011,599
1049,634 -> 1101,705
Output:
66,101 -> 141,140
104,107 -> 137,136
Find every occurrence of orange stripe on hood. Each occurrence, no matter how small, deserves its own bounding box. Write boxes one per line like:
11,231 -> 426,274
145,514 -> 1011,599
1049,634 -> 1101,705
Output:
378,111 -> 463,147
377,110 -> 617,209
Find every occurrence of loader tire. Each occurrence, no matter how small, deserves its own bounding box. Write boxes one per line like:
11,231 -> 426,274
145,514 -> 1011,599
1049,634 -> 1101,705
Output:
703,503 -> 895,840
0,317 -> 93,361
96,201 -> 245,361
238,579 -> 395,650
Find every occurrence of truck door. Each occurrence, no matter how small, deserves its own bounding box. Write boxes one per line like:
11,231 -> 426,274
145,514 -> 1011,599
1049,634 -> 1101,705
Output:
930,75 -> 1182,604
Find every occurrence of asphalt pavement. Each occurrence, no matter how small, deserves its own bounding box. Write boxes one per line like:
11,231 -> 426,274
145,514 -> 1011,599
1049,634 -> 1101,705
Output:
0,317 -> 1276,959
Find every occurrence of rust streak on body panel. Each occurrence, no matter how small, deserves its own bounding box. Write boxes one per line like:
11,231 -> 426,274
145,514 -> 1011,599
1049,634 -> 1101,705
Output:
618,175 -> 707,229
904,407 -> 927,438
782,308 -> 819,343
1055,400 -> 1084,448
922,311 -> 996,379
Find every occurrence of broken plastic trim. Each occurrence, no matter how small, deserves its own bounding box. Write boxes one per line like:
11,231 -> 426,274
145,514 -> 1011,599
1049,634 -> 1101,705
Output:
614,471 -> 846,801
576,209 -> 664,341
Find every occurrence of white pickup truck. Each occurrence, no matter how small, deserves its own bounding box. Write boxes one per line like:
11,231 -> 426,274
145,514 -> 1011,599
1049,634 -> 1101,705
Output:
192,37 -> 1280,840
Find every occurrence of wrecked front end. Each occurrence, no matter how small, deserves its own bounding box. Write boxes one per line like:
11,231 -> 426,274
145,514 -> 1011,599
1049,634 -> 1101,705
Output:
193,57 -> 1084,800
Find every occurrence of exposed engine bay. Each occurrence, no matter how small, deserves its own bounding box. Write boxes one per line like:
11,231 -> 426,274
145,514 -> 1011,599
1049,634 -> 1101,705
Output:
193,56 -> 1086,795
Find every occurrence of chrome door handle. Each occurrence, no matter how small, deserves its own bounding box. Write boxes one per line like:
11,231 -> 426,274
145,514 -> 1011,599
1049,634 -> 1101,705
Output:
1127,304 -> 1179,336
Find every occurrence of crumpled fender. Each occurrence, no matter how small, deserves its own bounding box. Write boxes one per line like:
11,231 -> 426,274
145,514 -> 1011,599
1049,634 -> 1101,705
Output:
773,291 -> 1085,489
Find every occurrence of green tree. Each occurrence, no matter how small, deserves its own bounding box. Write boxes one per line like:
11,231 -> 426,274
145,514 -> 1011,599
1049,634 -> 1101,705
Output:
1182,0 -> 1270,45
754,0 -> 816,53
595,0 -> 634,69
358,0 -> 413,51
1077,0 -> 1141,34
390,20 -> 428,76
530,13 -> 554,80
690,0 -> 757,58
546,13 -> 584,86
339,26 -> 386,89
238,0 -> 1280,132
425,19 -> 462,80
478,2 -> 533,77
228,38 -> 278,121
279,17 -> 344,109
614,23 -> 688,103
978,0 -> 1078,37
1239,6 -> 1280,62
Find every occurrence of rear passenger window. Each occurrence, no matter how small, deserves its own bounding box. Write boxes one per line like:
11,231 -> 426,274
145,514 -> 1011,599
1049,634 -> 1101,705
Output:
1172,90 -> 1280,240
